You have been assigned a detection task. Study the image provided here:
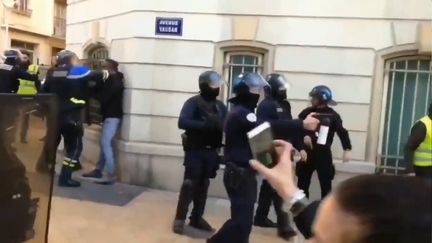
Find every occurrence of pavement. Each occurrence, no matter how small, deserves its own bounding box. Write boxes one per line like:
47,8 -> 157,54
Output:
15,115 -> 307,243
48,177 -> 306,243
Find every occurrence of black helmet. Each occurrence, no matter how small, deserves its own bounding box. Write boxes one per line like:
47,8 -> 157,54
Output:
232,72 -> 268,97
266,73 -> 290,99
3,49 -> 21,65
309,85 -> 337,106
199,71 -> 223,90
56,50 -> 78,66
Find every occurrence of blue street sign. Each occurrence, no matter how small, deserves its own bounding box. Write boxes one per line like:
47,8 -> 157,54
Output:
155,17 -> 183,36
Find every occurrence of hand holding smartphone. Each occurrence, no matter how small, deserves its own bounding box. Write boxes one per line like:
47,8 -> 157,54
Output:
247,122 -> 278,168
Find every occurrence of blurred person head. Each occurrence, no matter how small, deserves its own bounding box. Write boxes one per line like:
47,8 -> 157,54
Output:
312,175 -> 432,243
309,85 -> 337,108
103,58 -> 119,73
20,51 -> 31,68
55,50 -> 79,67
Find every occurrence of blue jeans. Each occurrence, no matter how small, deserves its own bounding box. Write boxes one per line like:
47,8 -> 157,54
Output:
96,118 -> 121,175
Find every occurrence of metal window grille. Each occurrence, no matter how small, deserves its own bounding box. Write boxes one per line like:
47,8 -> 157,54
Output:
86,47 -> 109,125
223,53 -> 263,104
378,58 -> 432,175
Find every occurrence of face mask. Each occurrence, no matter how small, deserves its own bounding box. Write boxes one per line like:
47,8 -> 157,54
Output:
276,90 -> 287,101
233,93 -> 260,110
201,86 -> 220,100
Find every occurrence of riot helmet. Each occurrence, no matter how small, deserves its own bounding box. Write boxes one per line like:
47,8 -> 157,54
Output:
199,71 -> 223,100
309,85 -> 337,106
56,50 -> 78,67
266,73 -> 291,100
230,72 -> 268,109
3,49 -> 22,66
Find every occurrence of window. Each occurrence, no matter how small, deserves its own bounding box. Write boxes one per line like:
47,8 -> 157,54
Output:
223,52 -> 264,103
11,40 -> 36,64
85,46 -> 110,125
378,57 -> 432,174
53,2 -> 67,38
14,0 -> 31,15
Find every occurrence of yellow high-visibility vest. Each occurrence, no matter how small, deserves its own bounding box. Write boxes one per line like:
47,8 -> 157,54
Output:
414,116 -> 432,167
17,64 -> 38,95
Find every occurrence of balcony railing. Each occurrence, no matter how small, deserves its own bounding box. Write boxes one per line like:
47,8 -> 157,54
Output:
53,17 -> 66,38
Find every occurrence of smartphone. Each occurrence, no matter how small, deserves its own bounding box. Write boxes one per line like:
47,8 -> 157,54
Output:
247,122 -> 278,168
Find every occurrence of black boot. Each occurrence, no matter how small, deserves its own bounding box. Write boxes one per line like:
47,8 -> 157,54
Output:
189,217 -> 215,232
172,219 -> 185,235
71,161 -> 83,171
173,179 -> 196,234
277,212 -> 297,241
58,166 -> 81,187
254,218 -> 277,228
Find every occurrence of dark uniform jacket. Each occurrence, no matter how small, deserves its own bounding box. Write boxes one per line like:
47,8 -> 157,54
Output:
224,104 -> 304,167
0,62 -> 38,93
178,95 -> 227,149
257,97 -> 304,150
299,106 -> 351,150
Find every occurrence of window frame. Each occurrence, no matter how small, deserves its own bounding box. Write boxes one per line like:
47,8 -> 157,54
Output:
377,55 -> 432,174
222,51 -> 265,104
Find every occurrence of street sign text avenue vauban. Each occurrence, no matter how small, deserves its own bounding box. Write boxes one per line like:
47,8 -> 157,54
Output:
155,17 -> 183,36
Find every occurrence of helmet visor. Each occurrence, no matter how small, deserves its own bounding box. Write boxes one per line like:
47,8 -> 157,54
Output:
245,73 -> 269,94
207,72 -> 224,89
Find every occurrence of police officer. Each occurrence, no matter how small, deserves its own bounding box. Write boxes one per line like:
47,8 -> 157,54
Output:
404,102 -> 432,179
42,50 -> 106,187
17,52 -> 41,144
254,73 -> 306,240
0,49 -> 38,93
208,73 -> 319,243
297,85 -> 352,199
173,71 -> 227,234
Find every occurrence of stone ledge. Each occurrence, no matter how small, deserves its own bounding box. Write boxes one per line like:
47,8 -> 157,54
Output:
118,140 -> 184,158
115,140 -> 376,174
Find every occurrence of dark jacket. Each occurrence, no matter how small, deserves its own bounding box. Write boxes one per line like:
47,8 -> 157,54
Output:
257,97 -> 304,151
299,106 -> 352,151
178,95 -> 227,149
42,65 -> 104,123
97,72 -> 124,119
224,104 -> 304,167
0,62 -> 38,93
404,114 -> 432,172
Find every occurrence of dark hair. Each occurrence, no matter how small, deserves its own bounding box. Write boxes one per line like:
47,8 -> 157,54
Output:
105,58 -> 119,70
335,175 -> 432,243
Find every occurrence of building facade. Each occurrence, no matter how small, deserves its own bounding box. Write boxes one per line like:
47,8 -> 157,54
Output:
67,0 -> 432,196
0,0 -> 66,67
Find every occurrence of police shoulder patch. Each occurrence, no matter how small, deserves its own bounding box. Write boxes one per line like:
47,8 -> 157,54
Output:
246,113 -> 257,122
67,65 -> 91,79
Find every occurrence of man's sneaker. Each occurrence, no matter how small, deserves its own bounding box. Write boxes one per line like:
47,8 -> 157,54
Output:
95,175 -> 116,185
189,218 -> 215,232
82,169 -> 103,179
172,220 -> 185,234
254,218 -> 277,228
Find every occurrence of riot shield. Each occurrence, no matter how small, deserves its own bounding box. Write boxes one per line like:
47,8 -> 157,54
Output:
0,94 -> 58,243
